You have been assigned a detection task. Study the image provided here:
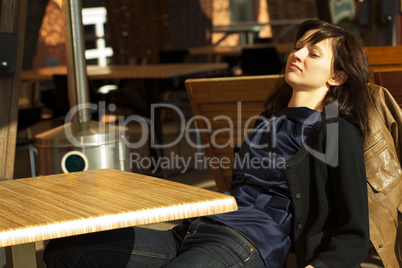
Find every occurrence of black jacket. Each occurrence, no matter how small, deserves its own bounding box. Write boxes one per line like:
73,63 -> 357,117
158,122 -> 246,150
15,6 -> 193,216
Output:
285,116 -> 369,268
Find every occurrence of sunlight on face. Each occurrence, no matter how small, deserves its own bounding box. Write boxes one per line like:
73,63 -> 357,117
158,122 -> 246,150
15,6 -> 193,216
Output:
285,30 -> 335,93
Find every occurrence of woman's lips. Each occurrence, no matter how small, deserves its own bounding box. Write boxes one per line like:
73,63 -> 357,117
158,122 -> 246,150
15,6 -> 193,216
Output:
289,63 -> 302,72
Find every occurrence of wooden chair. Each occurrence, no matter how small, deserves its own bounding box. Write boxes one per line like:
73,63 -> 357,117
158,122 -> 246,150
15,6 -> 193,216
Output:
185,75 -> 298,268
185,75 -> 279,193
185,75 -> 384,268
372,67 -> 402,105
364,46 -> 402,72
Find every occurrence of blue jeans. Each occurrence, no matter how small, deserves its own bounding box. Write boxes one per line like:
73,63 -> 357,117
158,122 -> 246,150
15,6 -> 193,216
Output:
44,217 -> 265,268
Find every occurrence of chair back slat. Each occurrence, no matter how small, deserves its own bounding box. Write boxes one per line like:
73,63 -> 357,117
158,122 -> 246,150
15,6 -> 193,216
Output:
185,75 -> 279,192
364,46 -> 402,66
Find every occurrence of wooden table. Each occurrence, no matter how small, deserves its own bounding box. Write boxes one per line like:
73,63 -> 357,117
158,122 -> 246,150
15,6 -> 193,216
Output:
20,63 -> 229,81
0,168 -> 237,267
189,43 -> 294,58
212,23 -> 265,45
212,18 -> 316,45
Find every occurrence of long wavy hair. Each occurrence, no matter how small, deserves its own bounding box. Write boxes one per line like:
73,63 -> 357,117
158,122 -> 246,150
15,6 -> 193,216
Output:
264,20 -> 370,136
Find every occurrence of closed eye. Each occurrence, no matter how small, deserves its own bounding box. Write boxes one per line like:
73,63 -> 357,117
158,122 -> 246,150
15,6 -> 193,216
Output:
309,51 -> 320,57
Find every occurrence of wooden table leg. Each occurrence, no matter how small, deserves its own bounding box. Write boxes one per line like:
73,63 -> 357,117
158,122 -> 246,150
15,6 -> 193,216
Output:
5,243 -> 37,268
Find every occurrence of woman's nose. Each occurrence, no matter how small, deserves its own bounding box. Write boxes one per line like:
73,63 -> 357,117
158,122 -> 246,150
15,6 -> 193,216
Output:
292,48 -> 306,61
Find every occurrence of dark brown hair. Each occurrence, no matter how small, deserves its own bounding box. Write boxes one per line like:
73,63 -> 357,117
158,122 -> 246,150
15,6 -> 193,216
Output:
264,20 -> 370,136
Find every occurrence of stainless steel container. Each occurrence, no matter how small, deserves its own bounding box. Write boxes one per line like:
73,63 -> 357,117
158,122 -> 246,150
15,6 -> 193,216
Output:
35,121 -> 130,175
34,1 -> 132,176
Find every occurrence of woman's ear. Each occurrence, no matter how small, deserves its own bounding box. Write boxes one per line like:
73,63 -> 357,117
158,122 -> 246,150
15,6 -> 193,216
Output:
328,71 -> 347,86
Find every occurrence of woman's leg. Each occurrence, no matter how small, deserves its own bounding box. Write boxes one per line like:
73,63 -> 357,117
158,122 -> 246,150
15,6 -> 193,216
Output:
44,218 -> 265,268
43,227 -> 180,268
163,218 -> 265,268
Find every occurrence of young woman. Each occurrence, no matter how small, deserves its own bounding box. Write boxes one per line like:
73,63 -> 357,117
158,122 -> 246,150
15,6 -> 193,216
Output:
44,20 -> 370,268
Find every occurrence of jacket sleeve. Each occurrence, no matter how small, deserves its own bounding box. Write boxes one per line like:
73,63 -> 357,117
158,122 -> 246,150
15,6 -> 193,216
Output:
310,119 -> 370,268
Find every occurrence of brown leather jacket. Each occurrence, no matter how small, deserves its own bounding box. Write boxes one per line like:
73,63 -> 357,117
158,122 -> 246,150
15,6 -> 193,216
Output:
363,83 -> 402,267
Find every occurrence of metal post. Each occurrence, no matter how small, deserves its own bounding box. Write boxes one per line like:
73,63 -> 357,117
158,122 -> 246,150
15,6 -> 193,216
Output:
64,0 -> 91,123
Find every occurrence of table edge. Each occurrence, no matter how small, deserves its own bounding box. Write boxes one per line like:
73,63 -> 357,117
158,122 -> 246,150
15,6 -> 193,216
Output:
0,196 -> 237,247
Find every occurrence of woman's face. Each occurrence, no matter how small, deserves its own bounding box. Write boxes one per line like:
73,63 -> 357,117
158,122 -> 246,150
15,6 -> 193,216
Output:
285,30 -> 336,93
